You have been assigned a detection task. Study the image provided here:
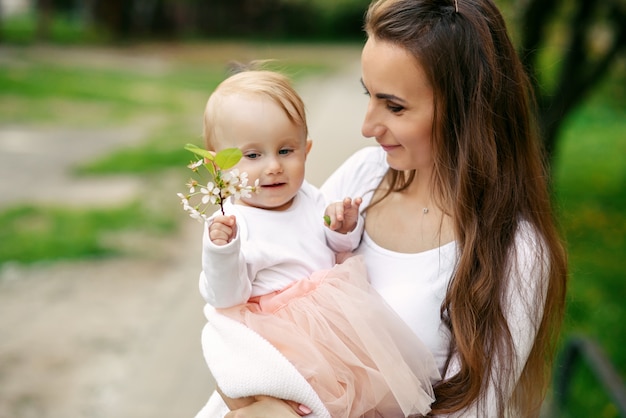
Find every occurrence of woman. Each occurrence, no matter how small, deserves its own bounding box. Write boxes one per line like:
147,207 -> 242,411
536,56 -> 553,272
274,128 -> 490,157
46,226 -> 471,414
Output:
219,0 -> 567,416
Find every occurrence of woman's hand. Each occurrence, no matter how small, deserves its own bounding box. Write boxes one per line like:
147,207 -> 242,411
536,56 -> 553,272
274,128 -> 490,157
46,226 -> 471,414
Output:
224,395 -> 311,418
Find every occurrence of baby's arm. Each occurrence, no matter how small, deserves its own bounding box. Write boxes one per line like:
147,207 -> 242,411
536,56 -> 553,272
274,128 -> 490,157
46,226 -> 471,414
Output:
209,215 -> 238,246
324,197 -> 362,234
200,214 -> 252,308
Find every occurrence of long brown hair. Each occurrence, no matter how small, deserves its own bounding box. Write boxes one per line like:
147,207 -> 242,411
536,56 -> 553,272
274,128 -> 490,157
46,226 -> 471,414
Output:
365,0 -> 567,416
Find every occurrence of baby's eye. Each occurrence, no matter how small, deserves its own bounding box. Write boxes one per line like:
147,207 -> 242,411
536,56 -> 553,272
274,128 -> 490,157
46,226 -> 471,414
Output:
278,149 -> 293,155
245,152 -> 260,159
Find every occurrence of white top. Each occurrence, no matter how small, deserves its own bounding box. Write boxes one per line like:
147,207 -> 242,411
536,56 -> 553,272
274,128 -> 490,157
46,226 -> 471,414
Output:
321,146 -> 548,417
199,180 -> 364,308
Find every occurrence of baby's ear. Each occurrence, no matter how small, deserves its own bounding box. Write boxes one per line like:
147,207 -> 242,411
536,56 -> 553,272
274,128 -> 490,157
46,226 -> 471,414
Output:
305,138 -> 313,156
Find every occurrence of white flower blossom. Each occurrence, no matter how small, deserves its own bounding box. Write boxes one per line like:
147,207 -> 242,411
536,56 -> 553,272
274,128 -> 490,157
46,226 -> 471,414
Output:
239,188 -> 252,199
177,151 -> 258,223
187,159 -> 204,170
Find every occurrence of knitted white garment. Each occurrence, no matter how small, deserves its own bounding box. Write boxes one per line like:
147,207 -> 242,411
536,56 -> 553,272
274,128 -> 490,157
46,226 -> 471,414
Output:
194,305 -> 330,418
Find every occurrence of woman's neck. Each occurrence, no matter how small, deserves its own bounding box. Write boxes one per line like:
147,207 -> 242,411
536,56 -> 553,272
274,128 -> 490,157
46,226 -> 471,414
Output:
402,172 -> 436,210
365,171 -> 455,253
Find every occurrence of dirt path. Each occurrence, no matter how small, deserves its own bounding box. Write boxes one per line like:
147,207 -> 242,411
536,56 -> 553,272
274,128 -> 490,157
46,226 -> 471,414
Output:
0,48 -> 369,418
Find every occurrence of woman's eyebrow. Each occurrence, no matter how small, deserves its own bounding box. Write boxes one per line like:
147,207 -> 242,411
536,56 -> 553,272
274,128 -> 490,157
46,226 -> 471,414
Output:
376,92 -> 406,103
360,78 -> 406,103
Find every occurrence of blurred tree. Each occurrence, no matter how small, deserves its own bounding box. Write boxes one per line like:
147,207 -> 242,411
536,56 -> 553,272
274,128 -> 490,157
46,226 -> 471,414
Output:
191,0 -> 322,39
513,0 -> 626,163
36,0 -> 53,40
92,0 -> 134,40
35,0 -> 621,166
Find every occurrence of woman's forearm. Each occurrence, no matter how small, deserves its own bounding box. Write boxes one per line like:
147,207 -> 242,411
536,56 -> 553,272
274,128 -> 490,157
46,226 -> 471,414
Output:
219,392 -> 309,418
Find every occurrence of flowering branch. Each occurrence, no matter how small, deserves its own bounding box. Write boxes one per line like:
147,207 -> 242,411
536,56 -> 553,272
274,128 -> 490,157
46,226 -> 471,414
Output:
177,144 -> 258,222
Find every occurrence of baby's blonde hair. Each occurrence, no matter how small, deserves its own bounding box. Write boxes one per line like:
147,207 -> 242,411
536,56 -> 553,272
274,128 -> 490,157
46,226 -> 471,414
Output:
203,68 -> 308,151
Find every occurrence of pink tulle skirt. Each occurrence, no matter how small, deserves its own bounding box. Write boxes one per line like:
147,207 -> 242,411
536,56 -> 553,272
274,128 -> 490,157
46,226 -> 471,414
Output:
217,255 -> 439,418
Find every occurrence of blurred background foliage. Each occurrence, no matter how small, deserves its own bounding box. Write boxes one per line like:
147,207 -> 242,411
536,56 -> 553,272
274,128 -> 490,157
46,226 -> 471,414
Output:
0,0 -> 625,416
1,0 -> 624,161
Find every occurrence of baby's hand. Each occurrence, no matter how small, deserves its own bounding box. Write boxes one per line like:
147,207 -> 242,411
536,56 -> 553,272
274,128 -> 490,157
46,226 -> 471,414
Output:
324,197 -> 362,234
209,215 -> 237,246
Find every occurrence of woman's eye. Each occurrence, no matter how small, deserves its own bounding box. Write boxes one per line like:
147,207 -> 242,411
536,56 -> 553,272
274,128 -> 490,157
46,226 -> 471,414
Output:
387,103 -> 405,113
360,80 -> 370,96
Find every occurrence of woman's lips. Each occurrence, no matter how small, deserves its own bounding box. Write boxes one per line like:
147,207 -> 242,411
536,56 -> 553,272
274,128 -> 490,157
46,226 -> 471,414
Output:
380,144 -> 400,152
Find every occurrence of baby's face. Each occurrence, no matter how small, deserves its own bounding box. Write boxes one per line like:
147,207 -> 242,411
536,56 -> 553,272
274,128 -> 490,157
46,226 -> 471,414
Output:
214,94 -> 310,211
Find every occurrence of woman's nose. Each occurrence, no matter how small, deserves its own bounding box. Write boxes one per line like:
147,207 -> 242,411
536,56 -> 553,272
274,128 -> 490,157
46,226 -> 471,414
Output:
361,105 -> 384,139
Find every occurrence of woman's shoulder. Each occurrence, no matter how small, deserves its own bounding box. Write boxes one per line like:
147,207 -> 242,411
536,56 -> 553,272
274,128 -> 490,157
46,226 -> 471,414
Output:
321,146 -> 387,200
508,219 -> 550,291
344,146 -> 387,168
514,219 -> 545,257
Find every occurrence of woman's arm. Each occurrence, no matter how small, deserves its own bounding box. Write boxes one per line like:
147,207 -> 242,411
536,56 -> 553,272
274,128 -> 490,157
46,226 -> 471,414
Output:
441,223 -> 549,417
221,393 -> 310,418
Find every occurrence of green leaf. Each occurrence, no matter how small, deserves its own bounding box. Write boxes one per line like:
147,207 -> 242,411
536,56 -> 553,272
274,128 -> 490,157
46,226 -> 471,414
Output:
324,215 -> 331,226
184,143 -> 214,161
215,148 -> 242,170
205,161 -> 217,177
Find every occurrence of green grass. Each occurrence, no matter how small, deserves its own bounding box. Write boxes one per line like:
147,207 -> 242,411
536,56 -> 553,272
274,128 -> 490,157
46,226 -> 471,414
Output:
1,12 -> 106,45
74,122 -> 203,175
0,61 -> 222,126
0,202 -> 175,264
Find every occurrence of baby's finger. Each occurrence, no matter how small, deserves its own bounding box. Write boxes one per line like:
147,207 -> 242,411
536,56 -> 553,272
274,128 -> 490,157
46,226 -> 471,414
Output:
209,218 -> 236,245
335,201 -> 346,223
209,228 -> 231,245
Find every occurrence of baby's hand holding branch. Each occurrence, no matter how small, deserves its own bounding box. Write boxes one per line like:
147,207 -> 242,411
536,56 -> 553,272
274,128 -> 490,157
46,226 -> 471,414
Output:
209,215 -> 237,246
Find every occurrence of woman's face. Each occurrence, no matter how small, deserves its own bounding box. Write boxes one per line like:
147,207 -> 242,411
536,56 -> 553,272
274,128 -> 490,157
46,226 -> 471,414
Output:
361,37 -> 435,172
